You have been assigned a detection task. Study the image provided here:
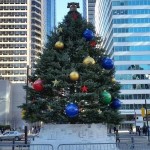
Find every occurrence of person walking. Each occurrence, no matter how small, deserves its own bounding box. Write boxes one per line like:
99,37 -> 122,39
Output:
129,124 -> 133,134
114,126 -> 116,133
137,127 -> 141,136
116,130 -> 120,143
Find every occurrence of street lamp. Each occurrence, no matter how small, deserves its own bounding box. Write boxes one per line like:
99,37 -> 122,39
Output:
133,103 -> 137,134
145,99 -> 150,142
24,65 -> 30,144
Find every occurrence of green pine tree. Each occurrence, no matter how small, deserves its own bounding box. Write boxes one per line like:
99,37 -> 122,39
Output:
20,3 -> 123,125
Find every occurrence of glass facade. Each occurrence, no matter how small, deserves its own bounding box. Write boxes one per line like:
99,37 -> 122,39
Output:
95,0 -> 150,127
46,0 -> 56,35
82,0 -> 96,24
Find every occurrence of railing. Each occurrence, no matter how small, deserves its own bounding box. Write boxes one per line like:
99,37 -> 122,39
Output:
0,142 -> 149,150
57,143 -> 128,150
0,143 -> 53,150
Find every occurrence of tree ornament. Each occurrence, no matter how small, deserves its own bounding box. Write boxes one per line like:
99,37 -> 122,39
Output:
90,40 -> 97,47
33,79 -> 44,92
112,78 -> 116,83
100,91 -> 111,104
81,85 -> 88,93
83,56 -> 95,65
55,41 -> 64,49
102,58 -> 114,70
83,29 -> 94,41
52,79 -> 60,87
57,27 -> 63,33
65,103 -> 79,118
69,71 -> 79,81
111,99 -> 121,109
72,12 -> 78,20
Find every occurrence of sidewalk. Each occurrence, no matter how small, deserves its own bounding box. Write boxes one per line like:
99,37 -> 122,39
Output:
110,130 -> 150,144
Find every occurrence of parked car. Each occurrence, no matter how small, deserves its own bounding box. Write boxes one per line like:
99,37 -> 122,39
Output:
0,131 -> 24,141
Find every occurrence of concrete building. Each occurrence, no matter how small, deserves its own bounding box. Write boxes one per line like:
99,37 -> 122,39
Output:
95,0 -> 150,129
0,80 -> 26,129
0,0 -> 56,83
0,0 -> 56,128
83,0 -> 96,24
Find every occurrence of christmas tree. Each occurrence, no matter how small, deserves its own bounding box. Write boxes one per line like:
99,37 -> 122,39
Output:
20,3 -> 123,125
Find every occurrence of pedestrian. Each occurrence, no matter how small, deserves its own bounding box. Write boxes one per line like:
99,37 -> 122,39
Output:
129,124 -> 133,134
116,130 -> 120,143
114,126 -> 116,133
137,127 -> 141,136
1,128 -> 4,134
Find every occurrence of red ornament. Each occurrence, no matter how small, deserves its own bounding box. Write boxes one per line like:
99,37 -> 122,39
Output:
33,79 -> 44,92
90,40 -> 97,47
72,12 -> 78,20
81,85 -> 88,93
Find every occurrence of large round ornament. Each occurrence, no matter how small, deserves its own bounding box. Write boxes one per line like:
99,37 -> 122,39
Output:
69,71 -> 79,81
83,56 -> 95,65
112,78 -> 116,83
100,91 -> 111,104
55,41 -> 64,49
111,99 -> 121,109
90,40 -> 97,47
102,58 -> 114,70
33,79 -> 44,92
65,103 -> 79,118
83,29 -> 94,41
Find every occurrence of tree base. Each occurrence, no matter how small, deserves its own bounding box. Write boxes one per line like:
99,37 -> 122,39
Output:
31,123 -> 116,150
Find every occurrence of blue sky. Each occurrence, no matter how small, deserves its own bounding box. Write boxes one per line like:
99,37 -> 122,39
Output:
56,0 -> 83,25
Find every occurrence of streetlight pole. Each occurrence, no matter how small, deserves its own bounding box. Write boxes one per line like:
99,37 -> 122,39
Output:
133,103 -> 137,134
25,65 -> 29,144
145,99 -> 150,141
26,65 -> 29,104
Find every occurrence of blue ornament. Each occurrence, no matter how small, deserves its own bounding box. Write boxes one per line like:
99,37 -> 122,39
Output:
65,103 -> 79,118
111,99 -> 121,109
102,58 -> 114,70
83,29 -> 94,41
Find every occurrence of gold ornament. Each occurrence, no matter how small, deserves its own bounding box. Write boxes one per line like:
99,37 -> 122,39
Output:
112,78 -> 116,83
83,56 -> 95,65
55,41 -> 64,49
52,79 -> 60,87
69,71 -> 79,81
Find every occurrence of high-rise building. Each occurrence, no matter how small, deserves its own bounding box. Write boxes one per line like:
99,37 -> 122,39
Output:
45,0 -> 56,36
0,0 -> 56,83
83,0 -> 96,24
95,0 -> 150,129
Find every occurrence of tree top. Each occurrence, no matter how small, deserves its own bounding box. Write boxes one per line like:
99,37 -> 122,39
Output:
67,2 -> 80,11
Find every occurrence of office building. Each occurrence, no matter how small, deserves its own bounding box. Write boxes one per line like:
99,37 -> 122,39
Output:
95,0 -> 150,128
83,0 -> 96,24
0,0 -> 56,83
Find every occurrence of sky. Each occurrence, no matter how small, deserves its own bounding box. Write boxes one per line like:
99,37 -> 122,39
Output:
56,0 -> 83,25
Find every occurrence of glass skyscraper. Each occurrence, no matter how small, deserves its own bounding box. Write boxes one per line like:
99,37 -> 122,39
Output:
95,0 -> 150,129
83,0 -> 96,24
46,0 -> 56,36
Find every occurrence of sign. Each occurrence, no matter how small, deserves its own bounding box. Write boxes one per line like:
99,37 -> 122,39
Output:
141,107 -> 145,117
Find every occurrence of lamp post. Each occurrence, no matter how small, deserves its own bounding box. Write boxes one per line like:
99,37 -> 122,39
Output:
24,65 -> 29,144
133,103 -> 137,134
145,99 -> 150,142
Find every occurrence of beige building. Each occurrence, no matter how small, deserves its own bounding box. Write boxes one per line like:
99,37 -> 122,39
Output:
0,0 -> 56,83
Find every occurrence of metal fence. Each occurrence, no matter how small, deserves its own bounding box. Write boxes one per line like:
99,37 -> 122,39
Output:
0,142 -> 149,150
57,143 -> 128,150
0,143 -> 53,150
